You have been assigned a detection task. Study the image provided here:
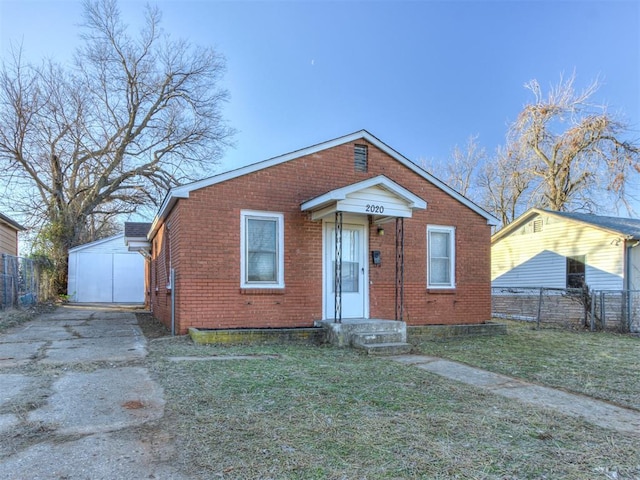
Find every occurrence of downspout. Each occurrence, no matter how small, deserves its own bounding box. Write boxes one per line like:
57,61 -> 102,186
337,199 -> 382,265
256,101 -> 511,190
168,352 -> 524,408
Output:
170,268 -> 176,336
625,239 -> 640,290
144,253 -> 152,313
625,239 -> 639,331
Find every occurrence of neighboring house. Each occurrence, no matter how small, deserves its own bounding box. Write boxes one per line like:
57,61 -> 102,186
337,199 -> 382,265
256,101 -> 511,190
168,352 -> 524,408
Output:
67,233 -> 145,303
130,130 -> 498,334
492,208 -> 640,291
0,212 -> 24,256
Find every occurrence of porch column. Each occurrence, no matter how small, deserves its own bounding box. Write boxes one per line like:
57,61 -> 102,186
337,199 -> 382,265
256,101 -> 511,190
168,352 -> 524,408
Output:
395,217 -> 404,321
334,211 -> 343,323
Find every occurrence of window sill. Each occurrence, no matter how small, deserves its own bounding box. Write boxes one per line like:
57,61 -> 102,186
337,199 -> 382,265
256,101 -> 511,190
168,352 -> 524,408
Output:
240,288 -> 286,295
427,288 -> 456,294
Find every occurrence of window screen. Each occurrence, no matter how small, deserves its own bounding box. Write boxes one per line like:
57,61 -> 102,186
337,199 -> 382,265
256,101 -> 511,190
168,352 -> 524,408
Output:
246,218 -> 278,282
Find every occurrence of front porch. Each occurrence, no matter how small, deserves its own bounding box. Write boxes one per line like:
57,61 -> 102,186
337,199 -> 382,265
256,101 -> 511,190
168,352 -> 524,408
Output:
315,318 -> 411,355
301,175 -> 427,324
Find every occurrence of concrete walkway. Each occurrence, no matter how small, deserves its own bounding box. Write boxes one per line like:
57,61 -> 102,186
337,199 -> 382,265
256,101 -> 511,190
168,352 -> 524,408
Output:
0,305 -> 186,480
391,355 -> 640,436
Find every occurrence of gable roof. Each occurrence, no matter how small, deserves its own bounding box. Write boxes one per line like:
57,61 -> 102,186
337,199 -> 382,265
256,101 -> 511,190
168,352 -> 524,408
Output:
492,208 -> 640,243
301,175 -> 427,211
149,130 -> 498,238
68,233 -> 125,253
0,212 -> 24,231
301,175 -> 427,221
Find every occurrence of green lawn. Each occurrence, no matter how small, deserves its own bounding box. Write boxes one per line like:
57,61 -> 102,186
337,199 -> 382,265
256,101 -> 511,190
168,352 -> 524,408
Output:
147,326 -> 640,480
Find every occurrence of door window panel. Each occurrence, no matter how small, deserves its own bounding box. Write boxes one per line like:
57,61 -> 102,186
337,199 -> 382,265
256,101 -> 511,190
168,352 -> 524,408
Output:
331,228 -> 360,293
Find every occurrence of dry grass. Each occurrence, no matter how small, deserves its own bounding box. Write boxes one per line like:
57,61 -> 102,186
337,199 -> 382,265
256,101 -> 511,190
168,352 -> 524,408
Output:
146,335 -> 640,480
413,319 -> 640,410
0,303 -> 56,333
0,308 -> 35,333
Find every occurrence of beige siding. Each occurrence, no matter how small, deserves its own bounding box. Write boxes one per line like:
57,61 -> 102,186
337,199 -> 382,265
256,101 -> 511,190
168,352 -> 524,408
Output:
0,223 -> 18,256
492,213 -> 624,290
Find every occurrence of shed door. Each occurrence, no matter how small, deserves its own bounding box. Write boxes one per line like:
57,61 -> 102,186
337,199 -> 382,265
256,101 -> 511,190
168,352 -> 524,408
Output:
76,253 -> 113,302
74,252 -> 144,303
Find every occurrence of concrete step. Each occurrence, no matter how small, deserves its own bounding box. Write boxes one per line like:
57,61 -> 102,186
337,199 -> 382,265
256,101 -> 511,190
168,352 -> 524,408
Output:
317,319 -> 407,348
351,331 -> 405,346
354,342 -> 412,356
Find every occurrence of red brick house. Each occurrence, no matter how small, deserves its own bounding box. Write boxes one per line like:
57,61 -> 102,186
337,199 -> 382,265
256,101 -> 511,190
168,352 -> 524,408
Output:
135,131 -> 497,335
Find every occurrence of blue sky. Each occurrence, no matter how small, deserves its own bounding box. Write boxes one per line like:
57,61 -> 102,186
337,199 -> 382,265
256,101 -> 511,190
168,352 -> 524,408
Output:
1,0 -> 639,179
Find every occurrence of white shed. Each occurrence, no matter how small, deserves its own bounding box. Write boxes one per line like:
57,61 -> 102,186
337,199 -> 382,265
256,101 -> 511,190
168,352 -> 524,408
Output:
68,233 -> 145,303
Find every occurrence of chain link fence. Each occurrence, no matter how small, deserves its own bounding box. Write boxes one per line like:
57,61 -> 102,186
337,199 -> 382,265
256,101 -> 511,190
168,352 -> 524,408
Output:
492,286 -> 640,333
591,290 -> 640,333
1,254 -> 39,310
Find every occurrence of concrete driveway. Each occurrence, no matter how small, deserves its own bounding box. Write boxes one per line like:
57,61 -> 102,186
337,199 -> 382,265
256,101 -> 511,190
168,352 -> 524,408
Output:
0,305 -> 186,480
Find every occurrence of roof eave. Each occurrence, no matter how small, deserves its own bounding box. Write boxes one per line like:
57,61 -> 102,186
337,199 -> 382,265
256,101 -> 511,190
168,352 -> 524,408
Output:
492,208 -> 640,243
0,215 -> 25,231
148,192 -> 189,239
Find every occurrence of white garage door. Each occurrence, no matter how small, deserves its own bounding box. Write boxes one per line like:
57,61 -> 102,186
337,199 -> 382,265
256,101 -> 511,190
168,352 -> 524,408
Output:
75,253 -> 144,303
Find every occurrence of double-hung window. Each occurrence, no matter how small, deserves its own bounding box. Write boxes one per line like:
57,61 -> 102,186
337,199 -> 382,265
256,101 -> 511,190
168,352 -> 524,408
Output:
566,255 -> 586,288
241,211 -> 284,288
427,225 -> 455,289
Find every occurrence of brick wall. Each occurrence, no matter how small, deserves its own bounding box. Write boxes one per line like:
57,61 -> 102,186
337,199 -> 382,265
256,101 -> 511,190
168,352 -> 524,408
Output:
150,140 -> 492,333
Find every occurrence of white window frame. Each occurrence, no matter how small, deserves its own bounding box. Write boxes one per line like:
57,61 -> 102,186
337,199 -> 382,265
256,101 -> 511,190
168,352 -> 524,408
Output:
240,210 -> 285,289
427,225 -> 456,289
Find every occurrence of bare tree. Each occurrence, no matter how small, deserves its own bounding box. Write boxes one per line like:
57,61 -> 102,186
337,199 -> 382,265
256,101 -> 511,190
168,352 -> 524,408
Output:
423,74 -> 638,227
510,73 -> 639,212
446,134 -> 486,197
478,146 -> 531,226
422,134 -> 486,198
0,0 -> 234,294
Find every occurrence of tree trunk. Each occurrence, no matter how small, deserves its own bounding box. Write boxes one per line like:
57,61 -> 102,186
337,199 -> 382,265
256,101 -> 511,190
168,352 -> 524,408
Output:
46,215 -> 81,297
52,248 -> 69,297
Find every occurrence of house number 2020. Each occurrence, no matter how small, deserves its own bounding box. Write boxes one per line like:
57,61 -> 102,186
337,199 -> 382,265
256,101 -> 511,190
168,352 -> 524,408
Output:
366,204 -> 384,214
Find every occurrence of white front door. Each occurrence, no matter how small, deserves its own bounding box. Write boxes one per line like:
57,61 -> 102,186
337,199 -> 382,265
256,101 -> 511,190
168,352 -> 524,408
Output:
324,222 -> 367,319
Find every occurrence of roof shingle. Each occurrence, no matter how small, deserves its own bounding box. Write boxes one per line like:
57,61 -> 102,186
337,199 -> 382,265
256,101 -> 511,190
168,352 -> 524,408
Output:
541,210 -> 640,239
124,222 -> 151,238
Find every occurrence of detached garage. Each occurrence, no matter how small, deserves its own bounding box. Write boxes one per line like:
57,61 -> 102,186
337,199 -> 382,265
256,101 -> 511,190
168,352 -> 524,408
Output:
68,233 -> 145,303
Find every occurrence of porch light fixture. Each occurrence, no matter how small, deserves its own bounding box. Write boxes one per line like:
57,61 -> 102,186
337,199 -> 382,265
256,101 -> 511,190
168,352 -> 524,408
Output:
377,226 -> 385,236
